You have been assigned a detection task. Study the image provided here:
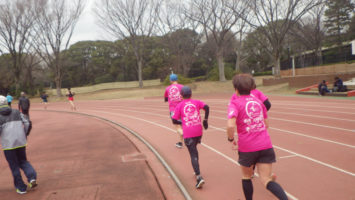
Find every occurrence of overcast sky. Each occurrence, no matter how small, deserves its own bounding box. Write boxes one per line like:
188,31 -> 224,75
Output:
70,0 -> 114,46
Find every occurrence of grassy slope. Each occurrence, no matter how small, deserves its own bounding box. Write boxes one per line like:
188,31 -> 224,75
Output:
28,75 -> 355,102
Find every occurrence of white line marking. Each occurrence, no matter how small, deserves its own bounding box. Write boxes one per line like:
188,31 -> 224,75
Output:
94,106 -> 355,148
273,145 -> 355,177
86,108 -> 355,177
270,111 -> 355,123
83,109 -> 298,200
279,155 -> 298,159
269,127 -> 355,149
212,109 -> 355,133
273,106 -> 355,116
269,117 -> 355,132
207,100 -> 355,115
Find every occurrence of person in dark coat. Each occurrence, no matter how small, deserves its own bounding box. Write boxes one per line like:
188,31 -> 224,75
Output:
18,92 -> 30,118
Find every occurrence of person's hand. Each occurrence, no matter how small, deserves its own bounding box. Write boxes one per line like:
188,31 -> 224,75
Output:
203,119 -> 208,130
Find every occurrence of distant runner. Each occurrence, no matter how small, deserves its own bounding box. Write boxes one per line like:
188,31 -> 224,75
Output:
40,92 -> 49,110
66,88 -> 76,111
164,74 -> 184,148
6,93 -> 13,108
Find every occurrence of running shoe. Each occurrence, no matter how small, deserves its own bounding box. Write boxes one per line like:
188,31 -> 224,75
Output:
28,179 -> 38,190
16,188 -> 27,194
175,142 -> 183,148
195,176 -> 205,189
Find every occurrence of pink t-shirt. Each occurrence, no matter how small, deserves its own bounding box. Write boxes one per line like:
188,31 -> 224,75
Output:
228,95 -> 272,152
173,99 -> 206,138
164,84 -> 184,112
230,89 -> 268,103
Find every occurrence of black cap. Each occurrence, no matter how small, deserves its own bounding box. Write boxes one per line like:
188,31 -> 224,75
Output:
181,86 -> 192,98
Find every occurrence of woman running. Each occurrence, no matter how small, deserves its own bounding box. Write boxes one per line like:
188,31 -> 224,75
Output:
66,88 -> 76,111
227,74 -> 288,200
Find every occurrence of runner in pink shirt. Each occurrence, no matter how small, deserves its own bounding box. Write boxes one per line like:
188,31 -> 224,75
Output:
172,86 -> 209,189
164,74 -> 184,148
230,83 -> 271,111
227,74 -> 288,200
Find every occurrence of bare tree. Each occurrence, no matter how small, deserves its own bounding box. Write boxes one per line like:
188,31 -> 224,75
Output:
235,19 -> 250,72
94,0 -> 161,88
158,1 -> 201,76
291,3 -> 326,65
184,0 -> 246,81
0,0 -> 38,94
22,52 -> 42,95
34,0 -> 85,96
238,0 -> 323,76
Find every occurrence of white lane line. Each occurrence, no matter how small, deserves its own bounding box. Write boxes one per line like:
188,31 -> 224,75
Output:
279,155 -> 298,159
269,117 -> 355,133
273,107 -> 355,116
83,109 -> 298,200
207,100 -> 355,115
86,108 -> 355,177
271,100 -> 355,107
211,109 -> 355,133
93,106 -> 355,148
209,121 -> 355,177
270,111 -> 355,123
274,145 -> 355,177
274,103 -> 355,110
269,127 -> 355,149
210,116 -> 355,148
207,99 -> 355,110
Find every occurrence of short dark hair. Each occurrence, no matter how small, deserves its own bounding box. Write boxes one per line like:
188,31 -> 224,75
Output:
232,74 -> 255,95
181,86 -> 192,99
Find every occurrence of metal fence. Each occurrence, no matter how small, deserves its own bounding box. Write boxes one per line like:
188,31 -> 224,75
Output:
281,43 -> 355,70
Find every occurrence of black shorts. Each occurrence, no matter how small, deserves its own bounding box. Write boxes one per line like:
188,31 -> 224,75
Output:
238,148 -> 276,167
184,136 -> 202,146
170,112 -> 182,125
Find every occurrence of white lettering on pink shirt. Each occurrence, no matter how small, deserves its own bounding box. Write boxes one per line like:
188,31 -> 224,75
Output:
164,84 -> 184,111
173,99 -> 205,138
228,95 -> 272,152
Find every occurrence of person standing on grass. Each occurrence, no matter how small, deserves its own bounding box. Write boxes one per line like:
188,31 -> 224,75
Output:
227,74 -> 288,200
18,92 -> 30,118
66,88 -> 76,111
0,95 -> 37,194
40,92 -> 49,110
164,74 -> 184,148
6,93 -> 13,108
172,86 -> 209,189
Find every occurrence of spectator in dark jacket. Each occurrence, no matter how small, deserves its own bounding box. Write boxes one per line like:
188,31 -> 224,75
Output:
0,95 -> 37,194
333,77 -> 347,92
18,92 -> 30,118
318,80 -> 329,96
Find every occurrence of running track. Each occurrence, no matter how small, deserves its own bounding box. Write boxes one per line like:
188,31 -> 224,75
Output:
31,94 -> 355,200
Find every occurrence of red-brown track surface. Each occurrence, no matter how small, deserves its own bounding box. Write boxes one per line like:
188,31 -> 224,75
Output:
1,93 -> 355,200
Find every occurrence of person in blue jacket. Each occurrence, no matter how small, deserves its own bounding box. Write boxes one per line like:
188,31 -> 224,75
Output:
6,93 -> 13,107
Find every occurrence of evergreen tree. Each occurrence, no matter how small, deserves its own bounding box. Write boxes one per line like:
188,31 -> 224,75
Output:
324,0 -> 354,45
348,14 -> 355,40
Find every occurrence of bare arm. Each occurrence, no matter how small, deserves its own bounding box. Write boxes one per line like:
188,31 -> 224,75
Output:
264,118 -> 269,129
227,118 -> 236,141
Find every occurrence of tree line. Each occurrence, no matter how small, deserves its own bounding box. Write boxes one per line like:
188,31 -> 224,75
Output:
0,0 -> 354,97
